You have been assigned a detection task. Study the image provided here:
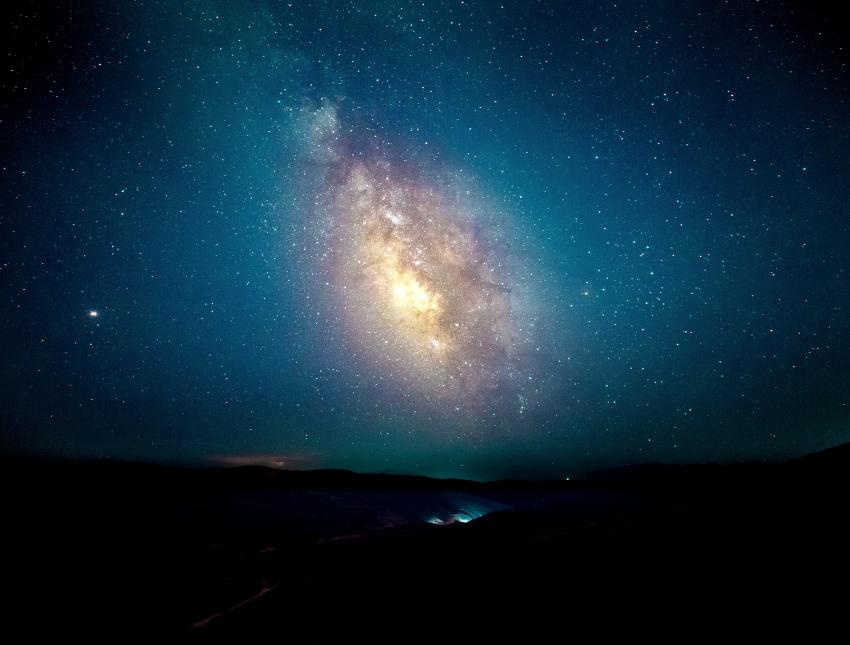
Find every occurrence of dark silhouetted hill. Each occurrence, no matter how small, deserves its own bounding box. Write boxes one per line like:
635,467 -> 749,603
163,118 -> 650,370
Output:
3,443 -> 849,639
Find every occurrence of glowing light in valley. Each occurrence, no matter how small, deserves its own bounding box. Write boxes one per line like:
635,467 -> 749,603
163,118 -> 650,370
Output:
422,494 -> 508,525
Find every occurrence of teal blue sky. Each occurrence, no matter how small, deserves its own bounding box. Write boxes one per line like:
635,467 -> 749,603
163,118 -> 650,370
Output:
2,1 -> 849,479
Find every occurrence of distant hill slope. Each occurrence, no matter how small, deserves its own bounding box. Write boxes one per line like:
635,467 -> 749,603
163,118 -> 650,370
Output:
3,443 -> 850,638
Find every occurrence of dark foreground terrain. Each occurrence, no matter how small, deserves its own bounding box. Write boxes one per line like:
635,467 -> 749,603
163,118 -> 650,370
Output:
4,444 -> 850,639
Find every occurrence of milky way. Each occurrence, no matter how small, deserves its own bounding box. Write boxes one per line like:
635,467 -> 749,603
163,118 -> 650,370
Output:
298,103 -> 544,417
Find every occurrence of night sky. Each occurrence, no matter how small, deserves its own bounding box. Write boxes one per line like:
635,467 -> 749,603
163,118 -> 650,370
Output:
2,1 -> 849,480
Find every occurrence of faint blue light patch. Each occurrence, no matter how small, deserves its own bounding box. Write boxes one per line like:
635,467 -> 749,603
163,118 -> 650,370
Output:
422,493 -> 509,526
451,509 -> 482,523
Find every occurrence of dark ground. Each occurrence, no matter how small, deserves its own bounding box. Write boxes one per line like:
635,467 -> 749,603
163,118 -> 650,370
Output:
4,444 -> 850,640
